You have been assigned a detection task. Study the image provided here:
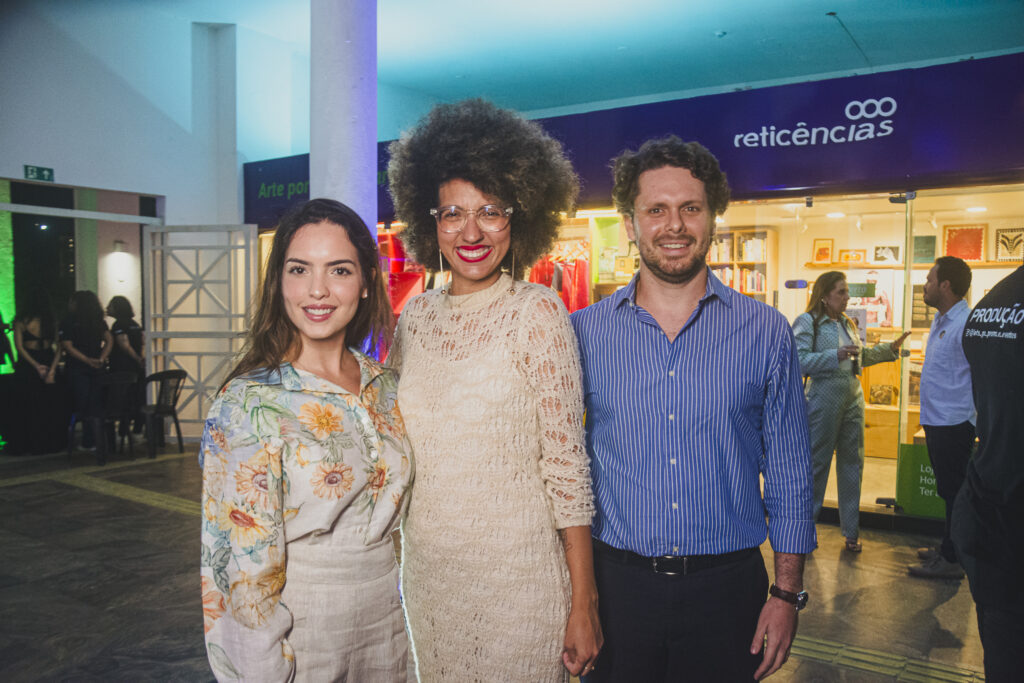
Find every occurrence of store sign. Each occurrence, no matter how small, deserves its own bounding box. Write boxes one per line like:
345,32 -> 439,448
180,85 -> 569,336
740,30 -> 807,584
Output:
243,153 -> 310,229
244,51 -> 1024,226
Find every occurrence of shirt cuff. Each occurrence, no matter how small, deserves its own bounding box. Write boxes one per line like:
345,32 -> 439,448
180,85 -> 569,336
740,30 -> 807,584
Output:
767,517 -> 818,554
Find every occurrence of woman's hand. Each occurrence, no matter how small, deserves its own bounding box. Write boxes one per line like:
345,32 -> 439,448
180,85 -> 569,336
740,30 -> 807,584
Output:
837,344 -> 859,361
44,369 -> 56,384
562,598 -> 602,676
35,364 -> 48,378
890,331 -> 911,353
87,357 -> 104,369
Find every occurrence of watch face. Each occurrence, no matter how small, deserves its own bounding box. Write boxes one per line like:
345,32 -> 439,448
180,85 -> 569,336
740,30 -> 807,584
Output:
795,591 -> 809,611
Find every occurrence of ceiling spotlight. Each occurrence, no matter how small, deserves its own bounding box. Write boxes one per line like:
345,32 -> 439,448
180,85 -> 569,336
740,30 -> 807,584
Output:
966,206 -> 987,213
827,212 -> 845,219
715,31 -> 727,38
38,223 -> 48,230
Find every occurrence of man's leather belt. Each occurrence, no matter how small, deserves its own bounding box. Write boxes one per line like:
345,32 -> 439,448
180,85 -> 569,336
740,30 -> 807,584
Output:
594,539 -> 758,576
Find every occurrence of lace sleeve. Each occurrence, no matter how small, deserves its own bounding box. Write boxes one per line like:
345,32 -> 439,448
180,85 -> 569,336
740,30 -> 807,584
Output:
515,288 -> 594,529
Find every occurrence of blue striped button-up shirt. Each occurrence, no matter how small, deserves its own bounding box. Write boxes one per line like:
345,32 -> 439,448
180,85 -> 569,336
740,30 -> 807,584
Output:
570,270 -> 816,556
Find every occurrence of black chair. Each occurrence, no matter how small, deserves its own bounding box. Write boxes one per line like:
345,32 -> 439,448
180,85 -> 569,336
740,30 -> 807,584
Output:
67,371 -> 139,465
141,369 -> 187,459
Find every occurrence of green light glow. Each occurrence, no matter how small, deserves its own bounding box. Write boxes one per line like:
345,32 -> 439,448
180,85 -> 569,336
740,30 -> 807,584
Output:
0,180 -> 14,376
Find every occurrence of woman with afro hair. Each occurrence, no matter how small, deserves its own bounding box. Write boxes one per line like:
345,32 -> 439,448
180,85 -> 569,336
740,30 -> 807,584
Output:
388,99 -> 601,680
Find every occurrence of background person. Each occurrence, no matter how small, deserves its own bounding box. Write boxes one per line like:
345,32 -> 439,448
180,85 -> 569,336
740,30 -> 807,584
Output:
199,198 -> 412,681
792,272 -> 909,552
10,291 -> 66,455
572,135 -> 815,682
953,264 -> 1024,681
59,290 -> 112,451
388,98 -> 601,681
106,295 -> 145,435
909,256 -> 974,580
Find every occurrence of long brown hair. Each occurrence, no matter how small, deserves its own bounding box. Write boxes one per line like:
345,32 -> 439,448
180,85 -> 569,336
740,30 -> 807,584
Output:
805,270 -> 854,331
223,198 -> 394,387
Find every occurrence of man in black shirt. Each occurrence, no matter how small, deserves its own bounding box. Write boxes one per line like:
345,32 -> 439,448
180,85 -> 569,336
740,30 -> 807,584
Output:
954,265 -> 1024,682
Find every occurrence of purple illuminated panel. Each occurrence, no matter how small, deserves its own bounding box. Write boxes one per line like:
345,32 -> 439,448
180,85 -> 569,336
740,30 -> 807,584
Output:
244,52 -> 1024,226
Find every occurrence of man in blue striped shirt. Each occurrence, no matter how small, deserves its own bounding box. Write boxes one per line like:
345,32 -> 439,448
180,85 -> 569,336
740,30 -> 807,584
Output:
571,136 -> 816,681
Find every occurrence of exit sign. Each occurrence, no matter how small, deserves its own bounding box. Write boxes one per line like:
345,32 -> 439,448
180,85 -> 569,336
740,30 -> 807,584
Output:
24,165 -> 54,182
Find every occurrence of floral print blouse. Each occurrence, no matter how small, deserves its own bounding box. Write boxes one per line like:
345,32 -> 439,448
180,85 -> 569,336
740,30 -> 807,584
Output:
199,352 -> 413,681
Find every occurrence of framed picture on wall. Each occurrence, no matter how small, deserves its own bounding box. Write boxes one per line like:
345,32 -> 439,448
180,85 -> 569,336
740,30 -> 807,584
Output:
912,235 -> 937,264
838,249 -> 867,264
871,245 -> 901,264
812,238 -> 833,264
995,227 -> 1024,262
943,224 -> 986,261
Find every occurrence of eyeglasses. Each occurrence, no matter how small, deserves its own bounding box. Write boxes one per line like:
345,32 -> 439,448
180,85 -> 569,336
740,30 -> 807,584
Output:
430,205 -> 513,233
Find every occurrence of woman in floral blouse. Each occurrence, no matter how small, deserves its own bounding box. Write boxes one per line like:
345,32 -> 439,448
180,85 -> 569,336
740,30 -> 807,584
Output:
199,198 -> 413,681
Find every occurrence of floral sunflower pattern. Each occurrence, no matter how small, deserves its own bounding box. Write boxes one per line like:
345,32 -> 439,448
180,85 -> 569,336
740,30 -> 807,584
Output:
298,401 -> 343,439
199,351 -> 413,681
311,461 -> 355,499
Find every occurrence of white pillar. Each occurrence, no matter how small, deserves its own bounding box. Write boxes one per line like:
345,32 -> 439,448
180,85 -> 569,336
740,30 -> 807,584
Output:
310,0 -> 377,230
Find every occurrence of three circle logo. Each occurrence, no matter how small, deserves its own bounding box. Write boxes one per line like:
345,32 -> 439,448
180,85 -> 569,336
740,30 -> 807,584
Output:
844,97 -> 898,120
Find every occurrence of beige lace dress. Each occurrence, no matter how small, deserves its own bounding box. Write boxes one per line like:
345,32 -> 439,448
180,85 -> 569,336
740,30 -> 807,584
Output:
391,273 -> 594,681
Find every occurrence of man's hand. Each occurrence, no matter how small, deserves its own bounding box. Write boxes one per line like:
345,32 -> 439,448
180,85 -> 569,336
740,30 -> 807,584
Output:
749,596 -> 798,680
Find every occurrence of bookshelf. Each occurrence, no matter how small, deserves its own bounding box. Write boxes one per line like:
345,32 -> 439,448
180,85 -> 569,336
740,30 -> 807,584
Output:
709,227 -> 778,305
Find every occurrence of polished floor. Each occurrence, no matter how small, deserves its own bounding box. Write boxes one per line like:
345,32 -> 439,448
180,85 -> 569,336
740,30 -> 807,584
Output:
0,445 -> 985,682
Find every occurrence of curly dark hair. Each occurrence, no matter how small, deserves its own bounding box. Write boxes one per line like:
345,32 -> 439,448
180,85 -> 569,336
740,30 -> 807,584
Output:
611,135 -> 730,218
387,99 -> 579,278
223,198 -> 394,387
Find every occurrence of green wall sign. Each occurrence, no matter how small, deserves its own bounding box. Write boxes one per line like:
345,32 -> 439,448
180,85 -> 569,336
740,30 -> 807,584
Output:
24,165 -> 55,182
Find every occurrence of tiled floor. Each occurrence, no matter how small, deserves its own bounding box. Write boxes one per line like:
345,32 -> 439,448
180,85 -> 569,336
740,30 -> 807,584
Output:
0,447 -> 985,682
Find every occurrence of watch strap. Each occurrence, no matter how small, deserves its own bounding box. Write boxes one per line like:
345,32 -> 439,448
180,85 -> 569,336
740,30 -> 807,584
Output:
769,583 -> 807,610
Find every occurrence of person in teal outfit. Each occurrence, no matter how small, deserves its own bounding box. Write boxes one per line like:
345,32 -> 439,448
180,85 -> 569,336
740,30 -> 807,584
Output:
792,271 -> 909,552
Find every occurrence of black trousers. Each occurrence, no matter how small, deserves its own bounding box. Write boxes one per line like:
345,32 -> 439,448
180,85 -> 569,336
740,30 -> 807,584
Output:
584,543 -> 768,683
922,421 -> 975,562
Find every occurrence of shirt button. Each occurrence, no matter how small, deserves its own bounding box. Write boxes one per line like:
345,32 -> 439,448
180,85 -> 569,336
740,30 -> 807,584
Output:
668,370 -> 675,377
673,546 -> 679,553
668,414 -> 674,421
670,458 -> 677,465
672,502 -> 679,510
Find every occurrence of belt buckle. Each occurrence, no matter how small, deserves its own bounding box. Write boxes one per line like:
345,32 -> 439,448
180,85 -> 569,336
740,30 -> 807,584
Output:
651,555 -> 686,576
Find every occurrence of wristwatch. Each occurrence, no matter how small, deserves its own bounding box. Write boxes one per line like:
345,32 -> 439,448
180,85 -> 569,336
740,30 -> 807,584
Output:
769,584 -> 809,611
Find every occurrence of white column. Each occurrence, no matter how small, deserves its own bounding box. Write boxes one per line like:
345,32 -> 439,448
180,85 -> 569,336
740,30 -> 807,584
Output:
310,0 -> 377,230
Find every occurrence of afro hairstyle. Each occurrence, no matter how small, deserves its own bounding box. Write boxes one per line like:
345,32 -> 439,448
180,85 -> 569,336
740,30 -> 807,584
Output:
387,98 -> 579,278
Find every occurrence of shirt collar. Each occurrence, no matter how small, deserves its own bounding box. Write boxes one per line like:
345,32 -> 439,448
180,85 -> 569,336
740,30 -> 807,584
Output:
936,298 -> 969,323
614,267 -> 733,310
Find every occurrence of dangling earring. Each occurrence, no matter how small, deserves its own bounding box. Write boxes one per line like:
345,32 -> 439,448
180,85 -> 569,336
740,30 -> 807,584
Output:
361,291 -> 368,300
438,250 -> 447,294
508,249 -> 516,294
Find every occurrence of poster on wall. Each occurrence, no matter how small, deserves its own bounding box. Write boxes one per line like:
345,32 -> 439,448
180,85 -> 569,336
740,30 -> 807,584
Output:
812,238 -> 833,265
838,249 -> 867,264
943,224 -> 986,261
913,235 -> 937,264
872,245 -> 901,265
995,227 -> 1024,262
849,270 -> 894,327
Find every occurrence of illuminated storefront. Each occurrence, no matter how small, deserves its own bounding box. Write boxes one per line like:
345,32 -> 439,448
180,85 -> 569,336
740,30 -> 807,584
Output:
244,52 -> 1024,518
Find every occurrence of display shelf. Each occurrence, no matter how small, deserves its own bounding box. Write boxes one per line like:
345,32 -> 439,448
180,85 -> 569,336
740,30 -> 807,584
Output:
804,260 -> 1018,269
710,227 -> 777,302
